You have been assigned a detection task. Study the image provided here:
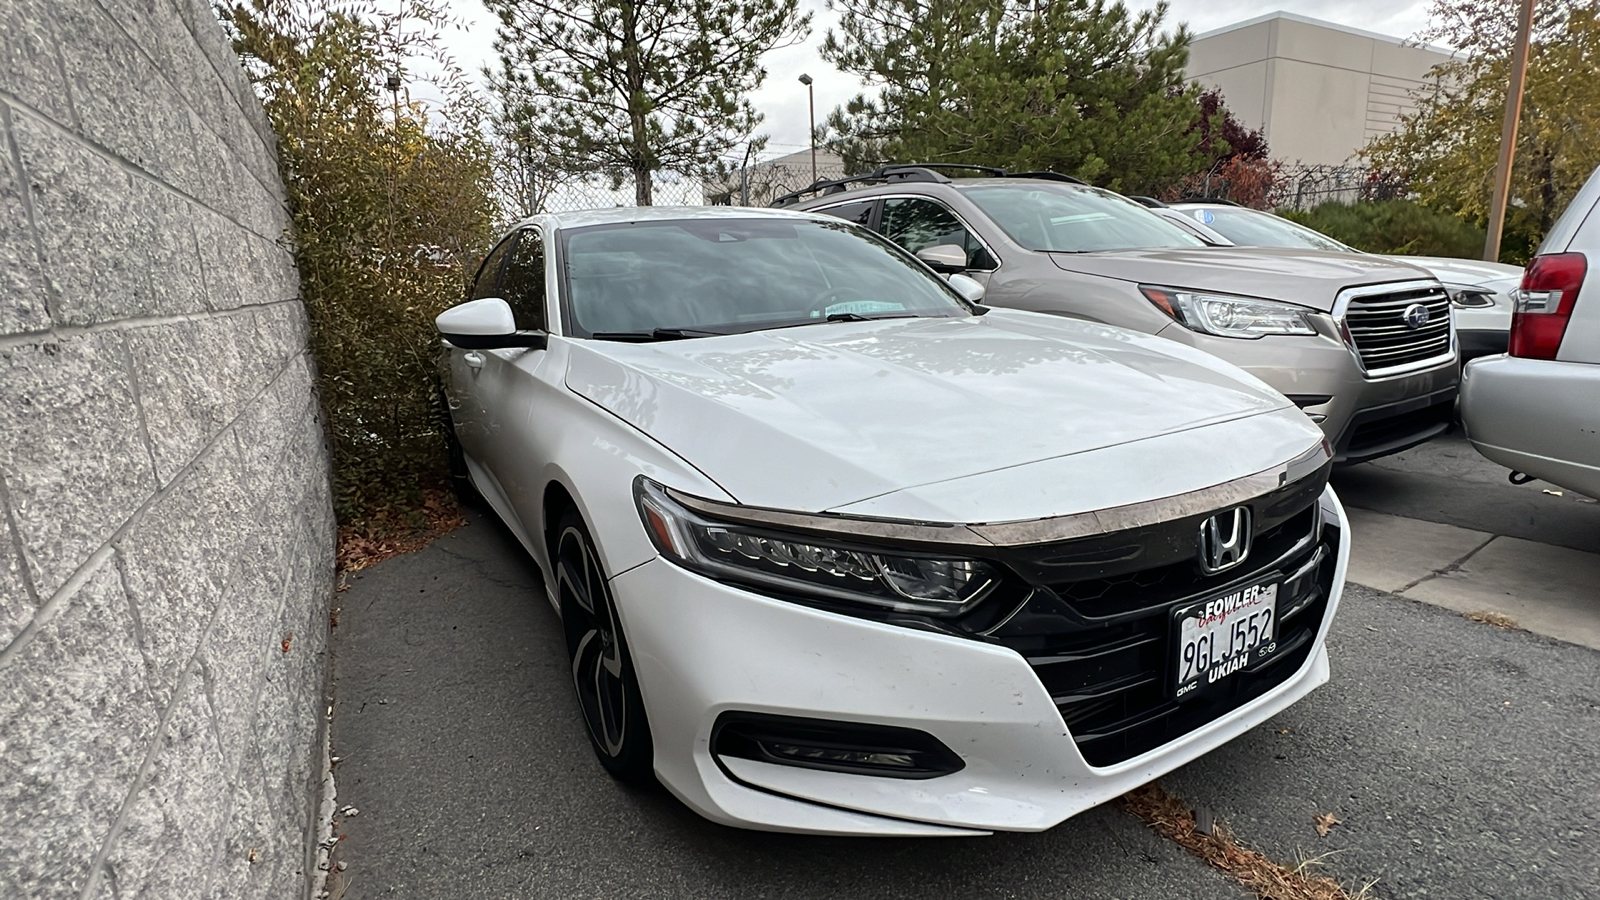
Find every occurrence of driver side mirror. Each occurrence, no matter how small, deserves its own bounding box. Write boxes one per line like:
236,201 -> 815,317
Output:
948,273 -> 987,304
435,297 -> 546,350
916,244 -> 968,274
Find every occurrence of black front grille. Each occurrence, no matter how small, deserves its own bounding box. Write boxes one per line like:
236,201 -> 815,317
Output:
986,471 -> 1339,768
1046,508 -> 1315,618
1344,286 -> 1452,372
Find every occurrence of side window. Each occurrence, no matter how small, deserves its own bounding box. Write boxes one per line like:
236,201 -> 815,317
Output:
880,198 -> 996,270
470,236 -> 514,300
498,229 -> 547,332
818,200 -> 875,227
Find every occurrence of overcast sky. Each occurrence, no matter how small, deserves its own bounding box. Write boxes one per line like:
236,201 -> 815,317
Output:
430,1 -> 1438,163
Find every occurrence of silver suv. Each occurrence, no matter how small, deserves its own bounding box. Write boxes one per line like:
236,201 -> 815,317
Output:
782,166 -> 1459,463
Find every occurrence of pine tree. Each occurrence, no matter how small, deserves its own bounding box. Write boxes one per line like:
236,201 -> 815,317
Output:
487,0 -> 810,205
821,0 -> 1222,193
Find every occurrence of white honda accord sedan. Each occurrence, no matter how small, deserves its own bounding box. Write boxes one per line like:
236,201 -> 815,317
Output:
435,206 -> 1349,836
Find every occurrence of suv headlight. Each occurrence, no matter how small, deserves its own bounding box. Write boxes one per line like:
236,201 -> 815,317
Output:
634,478 -> 999,616
1140,285 -> 1318,339
1444,284 -> 1497,308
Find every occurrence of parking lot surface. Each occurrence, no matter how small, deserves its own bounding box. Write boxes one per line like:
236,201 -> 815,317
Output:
327,488 -> 1600,899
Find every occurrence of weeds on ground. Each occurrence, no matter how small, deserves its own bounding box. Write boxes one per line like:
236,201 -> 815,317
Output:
1119,783 -> 1368,900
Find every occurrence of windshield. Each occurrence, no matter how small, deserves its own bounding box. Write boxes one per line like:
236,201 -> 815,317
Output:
560,218 -> 970,339
961,184 -> 1205,252
1185,207 -> 1354,253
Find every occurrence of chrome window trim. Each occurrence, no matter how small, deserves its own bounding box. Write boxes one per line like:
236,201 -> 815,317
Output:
1331,279 -> 1458,378
812,193 -> 1004,272
662,438 -> 1331,549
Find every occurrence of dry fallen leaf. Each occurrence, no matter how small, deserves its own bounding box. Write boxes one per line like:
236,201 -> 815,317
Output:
1314,812 -> 1341,837
1465,610 -> 1519,629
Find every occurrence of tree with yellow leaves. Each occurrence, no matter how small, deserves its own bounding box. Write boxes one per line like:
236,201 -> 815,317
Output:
1366,0 -> 1600,262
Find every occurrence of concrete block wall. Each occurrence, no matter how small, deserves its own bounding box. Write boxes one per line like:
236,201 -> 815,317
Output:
0,1 -> 334,898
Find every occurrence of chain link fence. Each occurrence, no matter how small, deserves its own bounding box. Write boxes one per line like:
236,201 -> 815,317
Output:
1268,164 -> 1406,211
504,161 -> 1404,217
705,160 -> 851,207
496,160 -> 860,222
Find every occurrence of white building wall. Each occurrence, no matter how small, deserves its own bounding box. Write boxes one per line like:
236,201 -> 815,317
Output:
1186,12 -> 1454,166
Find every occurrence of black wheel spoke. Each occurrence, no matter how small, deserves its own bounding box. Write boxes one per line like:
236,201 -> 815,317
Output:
560,524 -> 631,760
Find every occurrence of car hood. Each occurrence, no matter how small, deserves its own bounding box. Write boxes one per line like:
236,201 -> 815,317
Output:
565,311 -> 1308,514
1049,247 -> 1435,312
1384,255 -> 1523,288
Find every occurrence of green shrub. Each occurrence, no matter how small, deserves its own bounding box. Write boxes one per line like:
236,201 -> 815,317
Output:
1278,200 -> 1486,258
222,1 -> 498,533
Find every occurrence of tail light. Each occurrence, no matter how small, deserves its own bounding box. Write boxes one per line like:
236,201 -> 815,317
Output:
1509,252 -> 1586,359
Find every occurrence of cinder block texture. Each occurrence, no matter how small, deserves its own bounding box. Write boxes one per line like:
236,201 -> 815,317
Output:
0,2 -> 331,900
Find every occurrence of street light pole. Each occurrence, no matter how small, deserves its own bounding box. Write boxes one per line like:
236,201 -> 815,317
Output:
1484,0 -> 1536,262
799,73 -> 816,183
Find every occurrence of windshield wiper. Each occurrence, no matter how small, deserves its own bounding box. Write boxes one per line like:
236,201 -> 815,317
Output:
770,313 -> 929,331
588,327 -> 728,342
830,312 -> 923,322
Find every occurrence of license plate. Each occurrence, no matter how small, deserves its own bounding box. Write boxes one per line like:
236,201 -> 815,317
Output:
1172,581 -> 1279,700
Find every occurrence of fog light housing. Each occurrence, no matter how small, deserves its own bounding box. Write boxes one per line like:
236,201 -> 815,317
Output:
712,712 -> 965,779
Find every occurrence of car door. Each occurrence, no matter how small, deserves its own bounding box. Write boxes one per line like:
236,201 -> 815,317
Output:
472,226 -> 552,510
446,234 -> 516,460
877,196 -> 999,283
889,193 -> 1123,325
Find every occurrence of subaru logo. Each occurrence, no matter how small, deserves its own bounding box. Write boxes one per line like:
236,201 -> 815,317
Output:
1402,302 -> 1431,330
1197,507 -> 1253,575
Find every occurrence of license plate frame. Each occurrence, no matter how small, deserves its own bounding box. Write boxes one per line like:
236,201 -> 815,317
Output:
1171,578 -> 1280,701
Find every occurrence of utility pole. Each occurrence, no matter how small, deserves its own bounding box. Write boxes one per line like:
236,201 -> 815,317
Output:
798,73 -> 816,184
1484,0 -> 1536,262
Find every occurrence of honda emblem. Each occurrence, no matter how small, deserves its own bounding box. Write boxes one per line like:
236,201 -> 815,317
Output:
1197,507 -> 1253,575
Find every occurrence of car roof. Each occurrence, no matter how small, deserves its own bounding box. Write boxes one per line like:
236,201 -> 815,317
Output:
513,205 -> 832,232
794,177 -> 1096,207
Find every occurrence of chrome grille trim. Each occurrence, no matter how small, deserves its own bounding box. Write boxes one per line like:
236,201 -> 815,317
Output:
661,438 -> 1332,548
1334,280 -> 1456,377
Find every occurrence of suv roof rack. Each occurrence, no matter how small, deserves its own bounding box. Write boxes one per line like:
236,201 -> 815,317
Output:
770,163 -> 1086,207
1127,195 -> 1168,208
770,166 -> 951,208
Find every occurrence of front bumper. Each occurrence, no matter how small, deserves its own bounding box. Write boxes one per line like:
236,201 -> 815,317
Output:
1156,324 -> 1460,464
610,488 -> 1350,835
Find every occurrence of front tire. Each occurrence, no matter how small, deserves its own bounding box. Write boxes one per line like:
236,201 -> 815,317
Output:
555,512 -> 654,784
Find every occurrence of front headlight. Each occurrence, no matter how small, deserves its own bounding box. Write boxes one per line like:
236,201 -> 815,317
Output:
634,478 -> 999,616
1139,285 -> 1318,339
1444,284 -> 1497,308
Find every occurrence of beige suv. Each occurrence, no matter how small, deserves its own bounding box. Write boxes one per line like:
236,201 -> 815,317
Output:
784,166 -> 1459,463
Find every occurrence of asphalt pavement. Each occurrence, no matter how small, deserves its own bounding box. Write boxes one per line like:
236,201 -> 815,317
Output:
327,495 -> 1600,900
1330,431 -> 1600,555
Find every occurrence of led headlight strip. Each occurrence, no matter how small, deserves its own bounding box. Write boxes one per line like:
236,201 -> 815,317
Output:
634,477 -> 999,617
